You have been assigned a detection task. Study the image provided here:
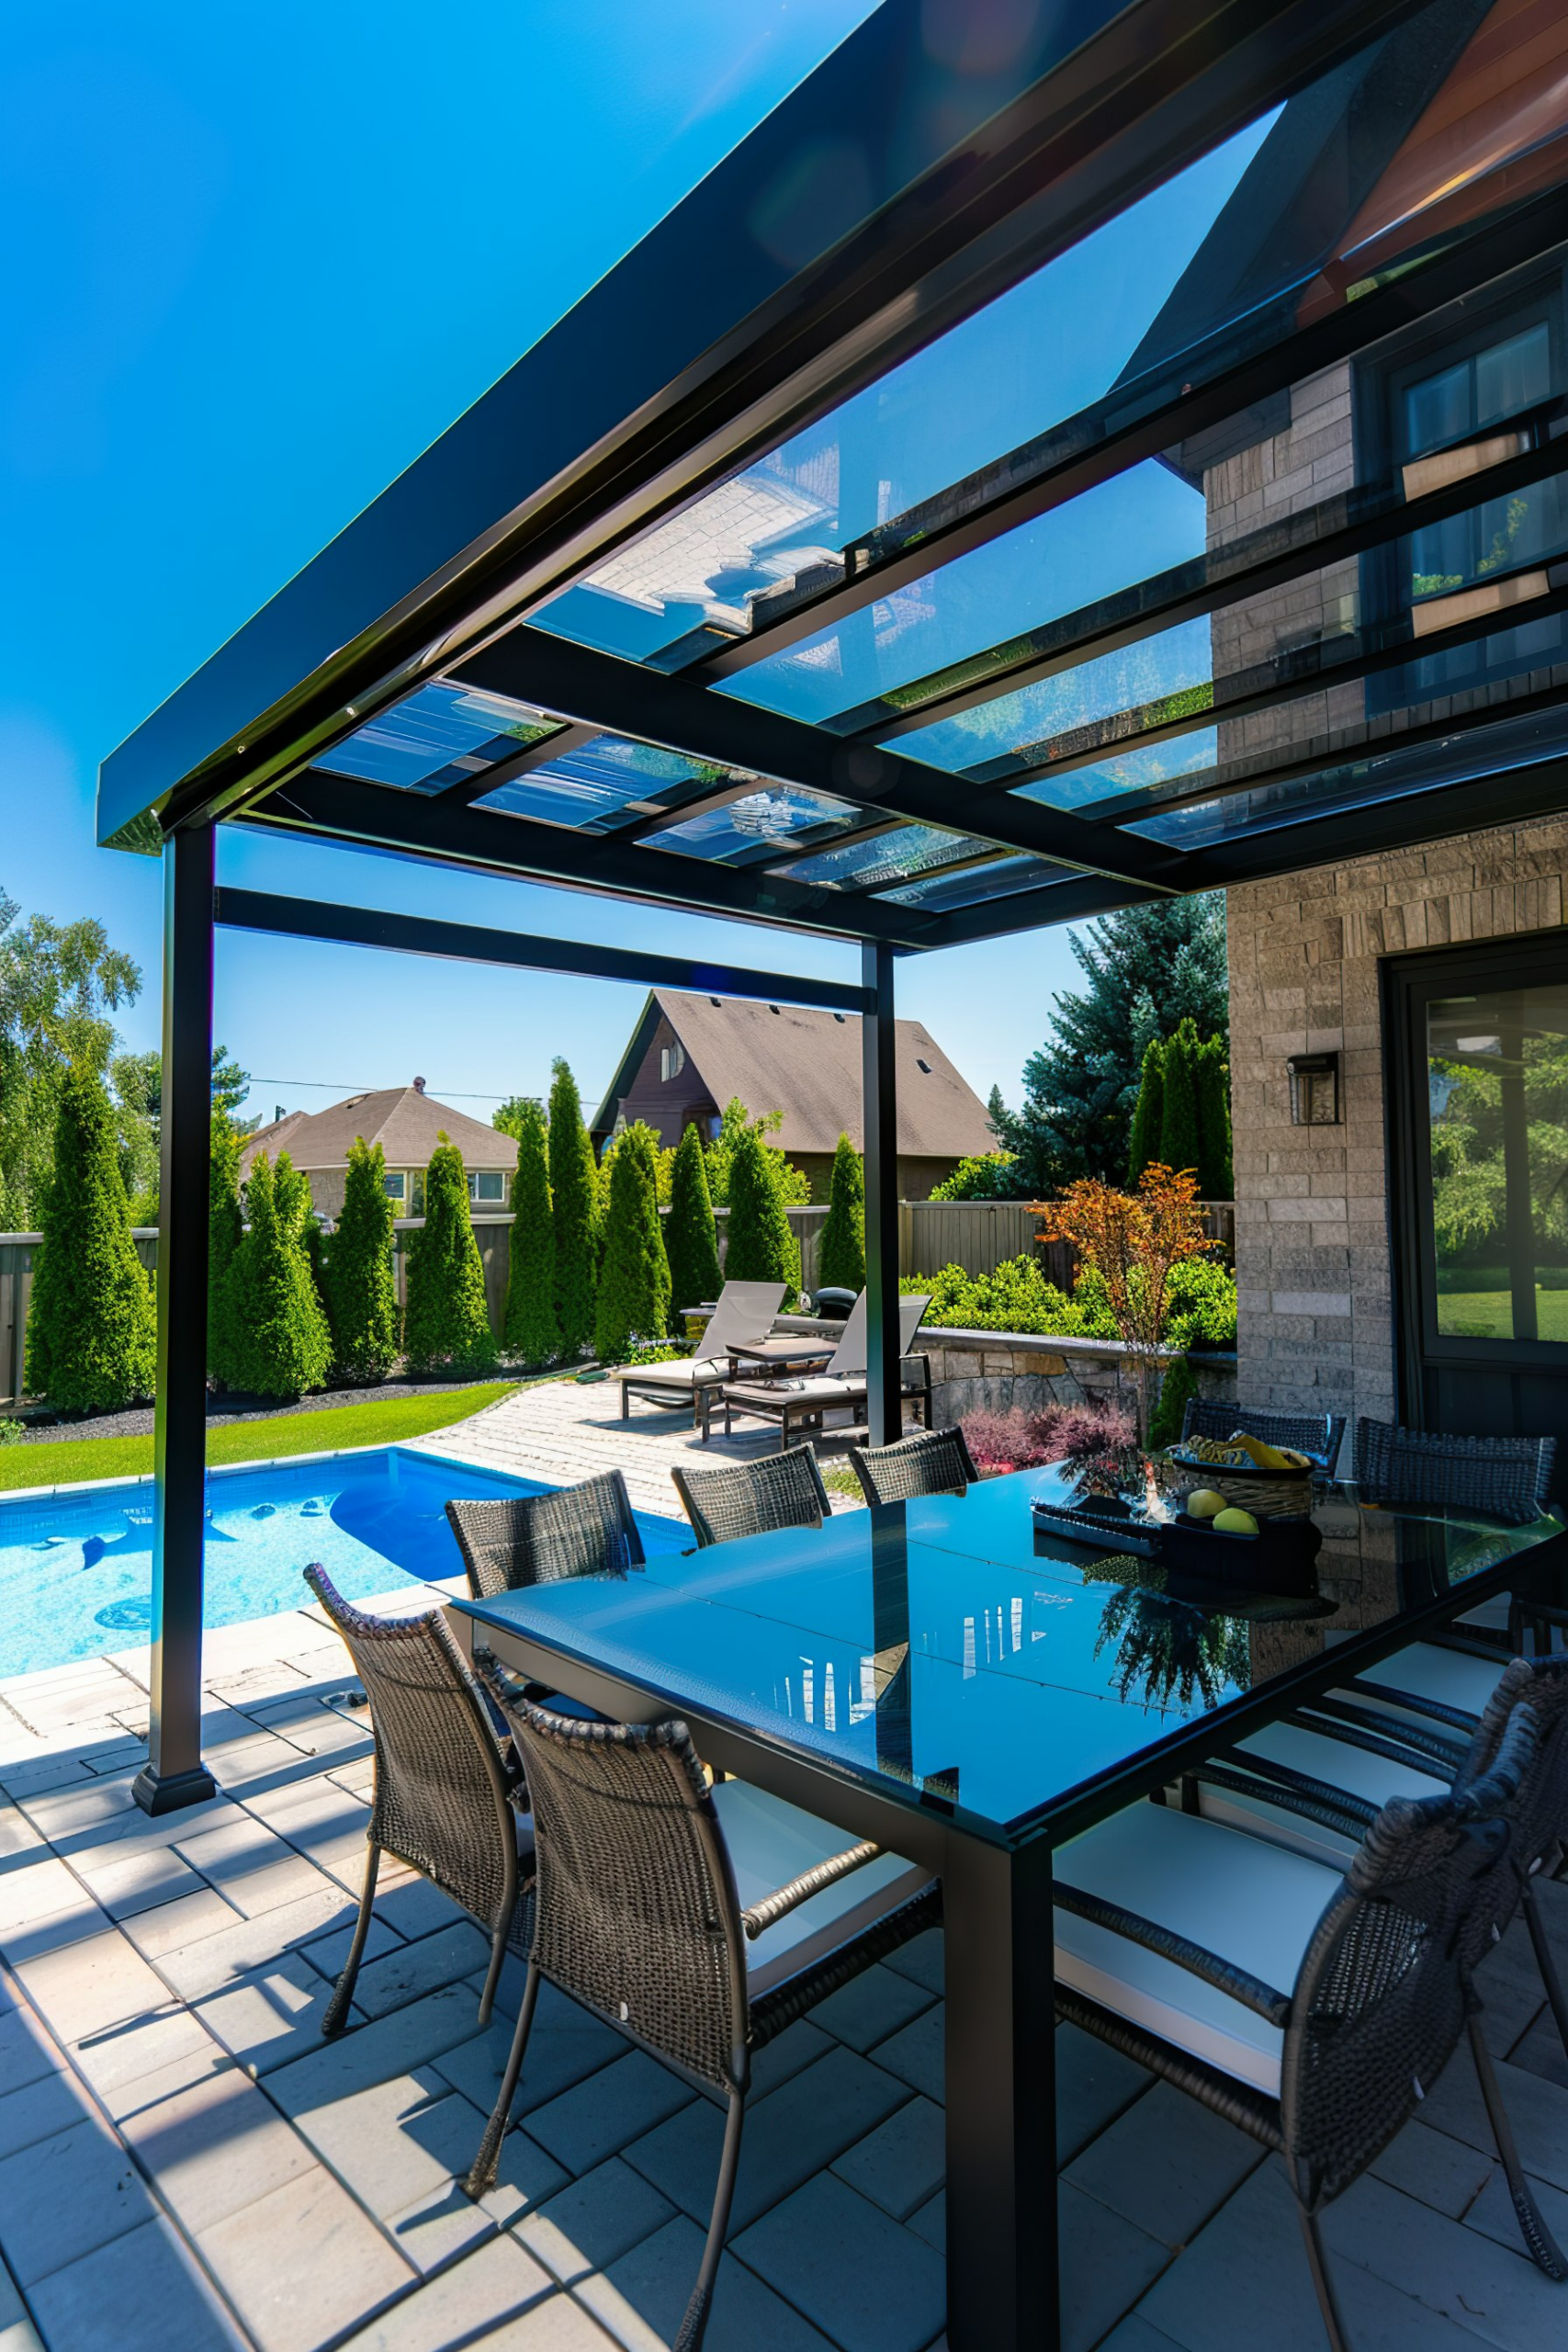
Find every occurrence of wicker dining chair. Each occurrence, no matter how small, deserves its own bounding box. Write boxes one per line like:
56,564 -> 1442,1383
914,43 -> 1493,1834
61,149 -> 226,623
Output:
465,1679 -> 940,2352
671,1443 -> 831,1549
849,1425 -> 979,1507
1055,1702 -> 1546,2349
1181,1396 -> 1346,1472
1352,1419 -> 1556,1522
445,1469 -> 644,1599
304,1567 -> 534,2037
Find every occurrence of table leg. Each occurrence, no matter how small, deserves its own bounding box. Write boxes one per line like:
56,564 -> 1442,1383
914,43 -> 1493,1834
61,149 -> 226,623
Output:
942,1838 -> 1057,2351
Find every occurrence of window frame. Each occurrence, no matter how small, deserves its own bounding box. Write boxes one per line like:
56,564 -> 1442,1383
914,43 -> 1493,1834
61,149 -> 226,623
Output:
467,1168 -> 507,1205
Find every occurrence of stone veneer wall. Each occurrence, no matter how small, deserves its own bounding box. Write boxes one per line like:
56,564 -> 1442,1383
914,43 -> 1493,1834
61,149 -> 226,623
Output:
1225,812 -> 1568,1437
919,1332 -> 1235,1428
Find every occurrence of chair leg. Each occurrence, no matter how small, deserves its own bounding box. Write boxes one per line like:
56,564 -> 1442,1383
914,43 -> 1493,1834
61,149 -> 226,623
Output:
1468,2005 -> 1568,2278
321,1842 -> 379,2037
465,1960 -> 541,2199
476,1918 -> 509,2029
1296,2203 -> 1352,2352
675,2090 -> 744,2352
1522,1875 -> 1568,2061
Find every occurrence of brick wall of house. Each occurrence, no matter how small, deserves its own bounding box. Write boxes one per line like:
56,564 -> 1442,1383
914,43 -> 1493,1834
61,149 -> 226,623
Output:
1225,813 -> 1568,1435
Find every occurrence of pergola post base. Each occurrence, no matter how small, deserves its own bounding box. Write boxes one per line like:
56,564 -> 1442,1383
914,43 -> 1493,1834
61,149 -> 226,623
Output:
132,1762 -> 219,1816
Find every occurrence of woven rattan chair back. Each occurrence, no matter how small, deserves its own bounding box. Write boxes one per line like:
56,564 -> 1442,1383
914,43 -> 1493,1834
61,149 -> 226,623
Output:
1460,1653 -> 1568,1883
671,1444 -> 831,1548
1352,1419 -> 1556,1521
502,1697 -> 750,2098
1280,1701 -> 1538,2211
850,1426 -> 979,1506
1182,1396 -> 1346,1471
446,1470 -> 645,1600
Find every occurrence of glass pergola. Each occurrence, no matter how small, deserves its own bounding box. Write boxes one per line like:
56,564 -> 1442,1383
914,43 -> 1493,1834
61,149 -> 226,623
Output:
97,2 -> 1568,2338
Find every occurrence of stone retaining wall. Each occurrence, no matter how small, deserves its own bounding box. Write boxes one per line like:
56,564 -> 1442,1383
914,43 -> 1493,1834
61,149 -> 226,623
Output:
916,1329 -> 1237,1425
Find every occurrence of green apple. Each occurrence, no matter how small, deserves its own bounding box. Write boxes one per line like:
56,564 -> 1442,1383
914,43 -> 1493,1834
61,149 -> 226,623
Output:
1186,1487 -> 1227,1519
1213,1507 -> 1259,1536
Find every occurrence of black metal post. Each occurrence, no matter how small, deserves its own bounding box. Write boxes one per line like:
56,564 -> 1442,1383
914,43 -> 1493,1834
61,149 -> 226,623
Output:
862,941 -> 901,1446
134,824 -> 218,1815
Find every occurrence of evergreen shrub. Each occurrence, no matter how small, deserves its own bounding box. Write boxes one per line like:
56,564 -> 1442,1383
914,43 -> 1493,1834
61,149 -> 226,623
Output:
25,1062 -> 157,1413
1157,1019 -> 1201,1180
663,1124 -> 720,1332
594,1122 -> 671,1363
504,1102 -> 559,1366
724,1124 -> 799,1293
404,1136 -> 498,1376
817,1133 -> 865,1292
209,1116 -> 243,1386
1195,1035 -> 1234,1199
215,1151 -> 333,1399
1148,1352 -> 1199,1449
548,1059 -> 598,1359
326,1137 -> 400,1382
1126,1040 -> 1165,1184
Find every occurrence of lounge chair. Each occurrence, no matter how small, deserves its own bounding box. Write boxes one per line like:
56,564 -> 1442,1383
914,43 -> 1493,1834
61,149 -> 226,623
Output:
615,1281 -> 786,1430
716,1293 -> 931,1445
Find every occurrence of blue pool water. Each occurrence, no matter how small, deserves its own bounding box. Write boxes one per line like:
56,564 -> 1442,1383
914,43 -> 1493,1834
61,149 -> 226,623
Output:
0,1447 -> 685,1680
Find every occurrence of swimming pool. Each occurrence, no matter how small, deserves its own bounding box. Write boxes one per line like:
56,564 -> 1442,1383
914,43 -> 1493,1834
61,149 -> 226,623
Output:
0,1447 -> 685,1680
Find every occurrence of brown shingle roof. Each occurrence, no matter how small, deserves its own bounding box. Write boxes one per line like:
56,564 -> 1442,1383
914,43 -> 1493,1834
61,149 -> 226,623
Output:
238,1086 -> 517,1177
594,990 -> 993,1159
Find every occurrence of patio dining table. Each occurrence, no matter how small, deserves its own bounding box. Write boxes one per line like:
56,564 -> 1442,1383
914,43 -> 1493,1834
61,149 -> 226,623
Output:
447,1464 -> 1564,2352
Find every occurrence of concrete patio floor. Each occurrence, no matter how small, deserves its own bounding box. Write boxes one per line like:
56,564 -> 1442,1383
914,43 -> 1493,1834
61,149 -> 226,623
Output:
2,1409 -> 1568,2349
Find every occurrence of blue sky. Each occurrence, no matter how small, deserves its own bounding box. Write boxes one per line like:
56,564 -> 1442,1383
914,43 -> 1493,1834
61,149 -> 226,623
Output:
1,6 -> 1258,1131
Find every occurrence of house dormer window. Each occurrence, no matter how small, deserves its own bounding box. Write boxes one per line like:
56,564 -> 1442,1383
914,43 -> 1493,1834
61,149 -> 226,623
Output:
660,1042 -> 685,1082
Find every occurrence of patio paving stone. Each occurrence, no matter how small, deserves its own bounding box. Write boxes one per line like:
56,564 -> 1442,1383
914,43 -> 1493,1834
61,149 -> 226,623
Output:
431,1991 -> 626,2121
1055,2180 -> 1171,2352
333,2232 -> 557,2352
1321,2169 -> 1568,2346
829,2094 -> 944,2222
806,1962 -> 934,2055
1460,2161 -> 1568,2260
194,1952 -> 367,2075
71,2003 -> 232,2120
118,2065 -> 316,2234
1062,2079 -> 1264,2249
581,2215 -> 837,2352
525,2052 -> 697,2179
878,1931 -> 942,1998
1369,2116 -> 1497,2218
194,2166 -> 414,2352
152,1887 -> 361,1999
343,1920 -> 493,2018
67,1840 -> 205,1919
733,2172 -> 945,2352
864,2007 -> 942,2103
266,1984 -> 496,2120
0,2114 -> 155,2287
23,2215 -> 242,2352
0,2001 -> 64,2095
0,2071 -> 92,2164
516,2157 -> 681,2287
120,1884 -> 246,1961
14,1925 -> 170,2041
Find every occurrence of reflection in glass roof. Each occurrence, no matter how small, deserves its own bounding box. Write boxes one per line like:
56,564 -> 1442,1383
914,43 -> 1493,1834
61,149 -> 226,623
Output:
879,854 -> 1065,911
318,684 -> 558,792
638,786 -> 860,865
475,736 -> 730,830
1019,733 -> 1220,813
773,824 -> 1000,893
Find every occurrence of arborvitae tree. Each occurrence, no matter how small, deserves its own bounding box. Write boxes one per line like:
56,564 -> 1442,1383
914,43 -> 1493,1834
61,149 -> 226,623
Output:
503,1101 -> 559,1366
1148,1352 -> 1199,1450
325,1137 -> 399,1383
547,1059 -> 598,1360
1158,1019 -> 1202,1181
664,1123 -> 720,1334
208,1115 -> 244,1386
725,1123 -> 800,1293
594,1122 -> 671,1363
1195,1035 -> 1235,1200
404,1135 -> 498,1375
1125,1039 -> 1166,1185
817,1133 -> 865,1293
216,1151 -> 333,1399
25,1062 -> 156,1413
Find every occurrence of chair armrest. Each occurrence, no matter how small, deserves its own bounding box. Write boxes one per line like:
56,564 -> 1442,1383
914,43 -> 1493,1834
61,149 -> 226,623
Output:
1511,1597 -> 1568,1651
1299,1694 -> 1470,1774
1053,1879 -> 1292,2026
1337,1675 -> 1481,1736
1195,1751 -> 1380,1842
741,1839 -> 885,1939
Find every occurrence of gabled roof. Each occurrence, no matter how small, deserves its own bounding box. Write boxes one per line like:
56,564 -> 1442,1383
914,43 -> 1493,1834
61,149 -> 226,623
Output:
592,989 -> 993,1160
238,1085 -> 517,1176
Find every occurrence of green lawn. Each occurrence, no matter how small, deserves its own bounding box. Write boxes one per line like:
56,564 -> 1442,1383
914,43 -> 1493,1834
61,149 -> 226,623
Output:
0,1383 -> 517,1494
1438,1290 -> 1568,1341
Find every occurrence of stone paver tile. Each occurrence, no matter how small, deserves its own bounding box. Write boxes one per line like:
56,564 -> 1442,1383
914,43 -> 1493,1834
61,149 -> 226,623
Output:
345,1921 -> 492,2019
1064,2080 -> 1262,2250
525,2051 -> 696,2179
0,2251 -> 40,2351
120,1886 -> 243,1961
1461,2161 -> 1568,2261
745,2019 -> 833,2104
0,2069 -> 90,2162
907,2189 -> 942,2252
1324,2168 -> 1568,2346
49,1793 -> 240,1862
0,2116 -> 155,2287
211,1735 -> 329,1794
1506,2007 -> 1568,2095
68,1842 -> 205,1920
1055,2180 -> 1170,2352
1371,2118 -> 1496,2219
735,2174 -> 945,2352
335,2233 -> 557,2351
15,1926 -> 170,2041
627,2046 -> 909,2235
1097,2322 -> 1188,2351
1055,2026 -> 1155,2165
196,2166 -> 414,2352
210,1854 -> 340,1921
267,1983 -> 494,2120
151,1885 -> 357,2000
0,2001 -> 65,2095
362,1874 -> 464,1947
119,2064 -> 315,2233
433,1988 -> 622,2122
1417,2047 -> 1568,2194
809,1963 -> 934,2057
12,1776 -> 140,1844
242,1778 -> 367,1841
831,2095 -> 944,2222
196,1951 -> 366,2075
294,1907 -> 400,1983
292,2068 -> 563,2238
0,1856 -> 103,1944
516,2158 -> 679,2287
0,1758 -> 92,1802
25,2215 -> 242,2352
872,1928 -> 943,1998
175,1814 -> 302,1883
582,2215 -> 836,2352
70,2002 -> 231,2120
0,1804 -> 43,1861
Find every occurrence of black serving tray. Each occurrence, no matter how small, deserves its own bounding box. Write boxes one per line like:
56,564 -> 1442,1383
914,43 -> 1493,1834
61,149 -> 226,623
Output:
1032,1496 -> 1164,1559
1160,1509 -> 1323,1589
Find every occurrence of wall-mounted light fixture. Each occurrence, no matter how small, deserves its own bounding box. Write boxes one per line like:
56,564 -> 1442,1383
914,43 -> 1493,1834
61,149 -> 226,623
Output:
1286,1050 -> 1340,1126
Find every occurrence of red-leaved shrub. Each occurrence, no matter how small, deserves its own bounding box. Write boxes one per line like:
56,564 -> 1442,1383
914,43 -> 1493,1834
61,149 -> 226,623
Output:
961,1396 -> 1135,1476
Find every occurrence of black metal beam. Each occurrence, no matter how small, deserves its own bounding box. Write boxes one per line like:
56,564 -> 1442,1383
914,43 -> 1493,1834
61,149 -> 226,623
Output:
1199,749 -> 1568,886
434,721 -> 599,808
862,942 -> 901,1449
677,190 -> 1568,690
254,768 -> 942,949
213,888 -> 872,1012
135,826 -> 219,1817
905,869 -> 1183,951
447,628 -> 1193,890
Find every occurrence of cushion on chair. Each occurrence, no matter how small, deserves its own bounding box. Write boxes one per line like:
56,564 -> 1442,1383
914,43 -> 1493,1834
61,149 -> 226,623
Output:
1454,1591 -> 1513,1632
1053,1804 -> 1342,2094
723,1375 -> 863,1409
1335,1643 -> 1506,1724
621,1357 -> 726,1391
1200,1722 -> 1448,1868
709,1781 -> 931,1996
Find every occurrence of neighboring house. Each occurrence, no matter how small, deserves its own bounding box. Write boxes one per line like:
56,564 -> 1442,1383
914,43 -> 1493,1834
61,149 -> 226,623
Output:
238,1078 -> 516,1217
1110,0 -> 1568,1447
590,989 -> 993,1199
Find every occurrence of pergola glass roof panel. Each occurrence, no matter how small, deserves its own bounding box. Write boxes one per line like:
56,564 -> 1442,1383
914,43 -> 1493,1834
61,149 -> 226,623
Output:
475,736 -> 736,830
637,785 -> 861,865
773,824 -> 1004,893
315,683 -> 560,792
878,853 -> 1069,910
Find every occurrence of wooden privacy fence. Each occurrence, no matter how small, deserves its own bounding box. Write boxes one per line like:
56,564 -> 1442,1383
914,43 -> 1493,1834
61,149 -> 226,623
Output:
0,1199 -> 1237,1407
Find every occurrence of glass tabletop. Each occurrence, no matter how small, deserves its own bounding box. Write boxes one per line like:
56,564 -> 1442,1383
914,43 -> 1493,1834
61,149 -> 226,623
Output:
451,1465 -> 1561,1845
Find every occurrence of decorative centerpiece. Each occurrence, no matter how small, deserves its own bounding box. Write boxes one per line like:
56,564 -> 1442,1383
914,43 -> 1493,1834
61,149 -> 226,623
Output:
1162,1427 -> 1323,1581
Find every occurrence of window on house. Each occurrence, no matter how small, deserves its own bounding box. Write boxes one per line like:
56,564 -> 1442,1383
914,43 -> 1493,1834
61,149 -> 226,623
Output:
468,1170 -> 506,1204
411,1172 -> 426,1216
660,1042 -> 685,1082
382,1172 -> 406,1203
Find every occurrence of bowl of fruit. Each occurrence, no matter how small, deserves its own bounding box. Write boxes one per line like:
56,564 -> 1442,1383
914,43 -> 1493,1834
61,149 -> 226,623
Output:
1167,1431 -> 1316,1519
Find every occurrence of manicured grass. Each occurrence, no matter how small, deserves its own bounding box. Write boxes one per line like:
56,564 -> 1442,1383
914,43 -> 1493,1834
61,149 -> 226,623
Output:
0,1382 -> 517,1494
1438,1290 -> 1568,1341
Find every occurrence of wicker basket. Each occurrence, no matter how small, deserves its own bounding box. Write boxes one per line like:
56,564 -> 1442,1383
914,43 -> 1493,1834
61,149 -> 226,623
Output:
1166,1448 -> 1315,1520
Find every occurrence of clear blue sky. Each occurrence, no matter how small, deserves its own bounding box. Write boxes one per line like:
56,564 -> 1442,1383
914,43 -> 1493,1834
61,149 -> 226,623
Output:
1,6 -> 1258,1131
